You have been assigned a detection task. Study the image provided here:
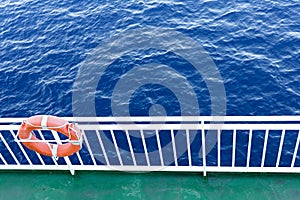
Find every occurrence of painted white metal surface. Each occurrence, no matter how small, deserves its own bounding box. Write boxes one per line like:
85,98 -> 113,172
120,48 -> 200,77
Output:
0,116 -> 300,175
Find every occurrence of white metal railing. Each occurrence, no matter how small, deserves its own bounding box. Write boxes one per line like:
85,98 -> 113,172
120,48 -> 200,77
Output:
0,116 -> 300,175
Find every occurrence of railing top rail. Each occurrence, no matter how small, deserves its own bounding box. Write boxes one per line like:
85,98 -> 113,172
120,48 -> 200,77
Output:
1,116 -> 300,123
0,123 -> 299,131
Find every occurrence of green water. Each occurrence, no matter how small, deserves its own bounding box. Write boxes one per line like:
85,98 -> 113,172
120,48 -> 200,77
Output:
0,171 -> 299,200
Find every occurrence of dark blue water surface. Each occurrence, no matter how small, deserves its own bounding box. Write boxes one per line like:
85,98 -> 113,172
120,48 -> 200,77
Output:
1,0 -> 299,117
1,0 -> 300,167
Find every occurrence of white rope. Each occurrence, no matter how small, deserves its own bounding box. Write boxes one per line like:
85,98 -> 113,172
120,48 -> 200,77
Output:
69,125 -> 83,147
41,115 -> 48,129
23,120 -> 67,129
51,144 -> 58,160
24,131 -> 33,140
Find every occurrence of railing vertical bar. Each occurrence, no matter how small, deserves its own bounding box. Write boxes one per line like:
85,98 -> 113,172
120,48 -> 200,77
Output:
276,130 -> 286,167
0,133 -> 20,165
291,130 -> 300,167
19,131 -> 45,166
37,130 -> 59,165
76,151 -> 84,166
201,121 -> 206,176
35,152 -> 46,165
261,129 -> 269,168
218,129 -> 221,167
96,130 -> 110,166
51,130 -> 75,175
171,129 -> 178,166
246,129 -> 253,168
155,130 -> 164,166
232,129 -> 236,167
109,130 -> 123,166
140,130 -> 150,166
186,130 -> 192,167
10,130 -> 32,165
125,130 -> 137,166
74,123 -> 83,166
0,153 -> 7,165
82,130 -> 97,166
20,131 -> 45,165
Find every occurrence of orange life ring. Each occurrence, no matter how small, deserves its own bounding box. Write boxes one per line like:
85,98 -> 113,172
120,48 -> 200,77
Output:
18,115 -> 82,157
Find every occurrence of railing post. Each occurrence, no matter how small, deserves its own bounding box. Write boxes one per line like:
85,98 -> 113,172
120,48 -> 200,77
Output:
276,130 -> 285,168
232,129 -> 236,168
52,130 -> 75,175
261,129 -> 269,170
217,129 -> 221,168
246,129 -> 253,170
201,120 -> 206,176
291,130 -> 300,168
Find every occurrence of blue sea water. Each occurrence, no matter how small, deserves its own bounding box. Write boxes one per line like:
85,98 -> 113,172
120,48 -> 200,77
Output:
0,0 -> 300,167
1,0 -> 300,117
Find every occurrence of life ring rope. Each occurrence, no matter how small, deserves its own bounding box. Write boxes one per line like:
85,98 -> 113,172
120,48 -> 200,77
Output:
51,144 -> 59,160
22,120 -> 67,129
68,125 -> 82,145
